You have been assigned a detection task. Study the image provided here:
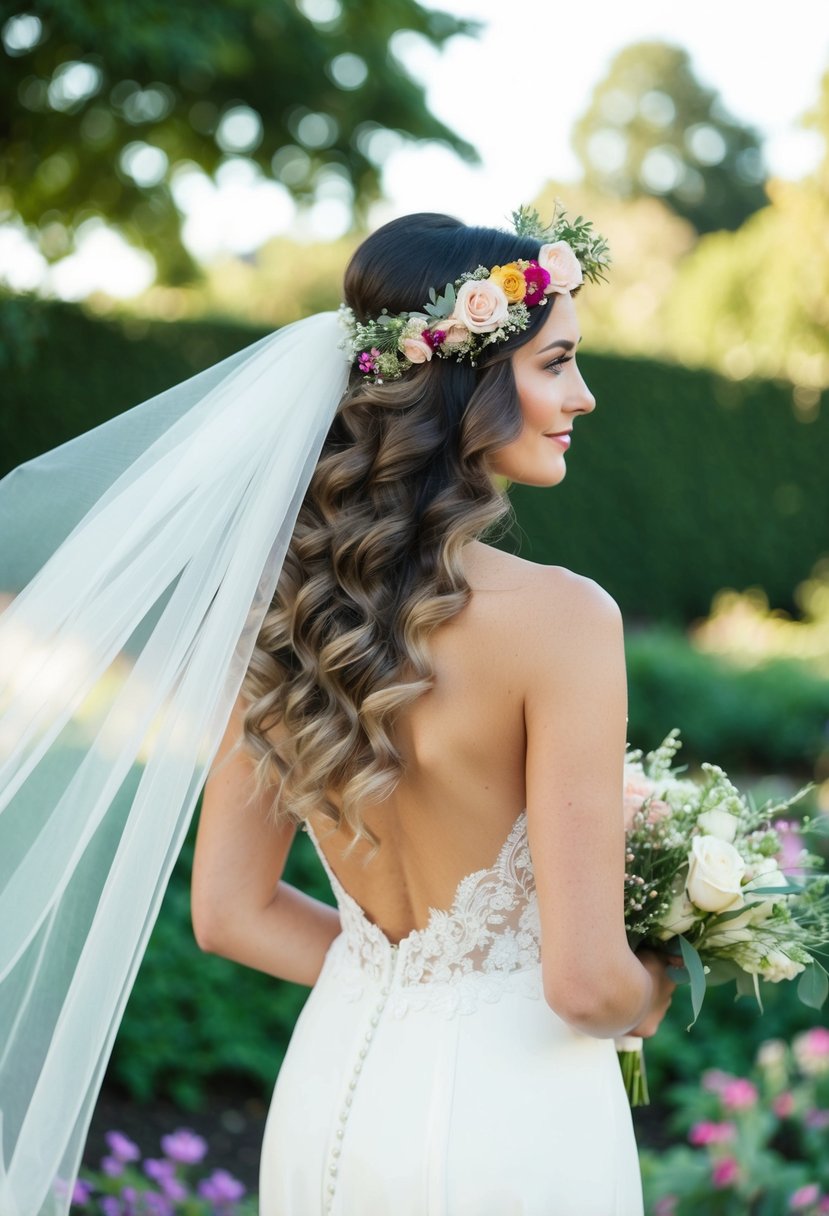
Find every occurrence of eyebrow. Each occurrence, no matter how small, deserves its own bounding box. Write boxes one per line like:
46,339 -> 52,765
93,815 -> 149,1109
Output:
539,336 -> 583,354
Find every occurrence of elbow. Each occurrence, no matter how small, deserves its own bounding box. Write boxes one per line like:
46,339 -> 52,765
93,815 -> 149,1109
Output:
191,898 -> 226,956
543,960 -> 649,1039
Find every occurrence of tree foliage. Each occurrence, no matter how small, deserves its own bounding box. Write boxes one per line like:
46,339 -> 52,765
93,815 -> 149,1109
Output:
572,41 -> 768,234
0,0 -> 478,280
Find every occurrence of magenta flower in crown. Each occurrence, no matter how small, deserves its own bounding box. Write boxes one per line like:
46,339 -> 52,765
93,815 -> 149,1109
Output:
522,261 -> 551,306
423,328 -> 446,350
358,348 -> 381,375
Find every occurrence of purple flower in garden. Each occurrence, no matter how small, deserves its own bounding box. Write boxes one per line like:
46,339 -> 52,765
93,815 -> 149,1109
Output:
105,1131 -> 141,1163
804,1107 -> 829,1130
144,1158 -> 176,1183
71,1180 -> 93,1204
101,1156 -> 124,1178
142,1195 -> 174,1216
197,1169 -> 246,1204
790,1185 -> 822,1210
160,1128 -> 208,1165
101,1199 -> 122,1216
159,1175 -> 190,1202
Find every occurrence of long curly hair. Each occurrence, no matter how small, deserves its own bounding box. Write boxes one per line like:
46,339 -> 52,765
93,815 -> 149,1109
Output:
240,212 -> 554,852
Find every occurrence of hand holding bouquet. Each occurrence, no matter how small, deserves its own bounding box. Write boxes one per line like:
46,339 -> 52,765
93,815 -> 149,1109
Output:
617,730 -> 829,1105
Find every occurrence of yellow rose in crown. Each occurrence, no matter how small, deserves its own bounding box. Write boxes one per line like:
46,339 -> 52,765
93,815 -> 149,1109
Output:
489,262 -> 527,304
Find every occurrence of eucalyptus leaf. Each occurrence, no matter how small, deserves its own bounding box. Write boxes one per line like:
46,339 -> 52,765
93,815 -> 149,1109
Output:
798,960 -> 829,1009
677,935 -> 707,1029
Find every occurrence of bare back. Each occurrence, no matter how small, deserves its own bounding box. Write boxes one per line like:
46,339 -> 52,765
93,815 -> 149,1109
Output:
294,540 -> 581,945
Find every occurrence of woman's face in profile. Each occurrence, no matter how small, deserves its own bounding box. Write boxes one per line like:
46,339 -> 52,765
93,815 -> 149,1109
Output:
488,292 -> 596,488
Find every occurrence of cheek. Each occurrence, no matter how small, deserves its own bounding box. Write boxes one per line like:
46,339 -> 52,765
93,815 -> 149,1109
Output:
516,378 -> 552,431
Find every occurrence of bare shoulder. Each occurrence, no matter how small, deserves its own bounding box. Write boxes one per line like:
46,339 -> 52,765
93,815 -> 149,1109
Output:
463,540 -> 622,642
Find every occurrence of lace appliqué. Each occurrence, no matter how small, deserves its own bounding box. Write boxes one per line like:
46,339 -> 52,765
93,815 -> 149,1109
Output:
304,811 -> 542,1016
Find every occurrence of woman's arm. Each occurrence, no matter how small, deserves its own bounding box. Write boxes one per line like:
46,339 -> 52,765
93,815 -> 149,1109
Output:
191,691 -> 341,986
521,567 -> 666,1038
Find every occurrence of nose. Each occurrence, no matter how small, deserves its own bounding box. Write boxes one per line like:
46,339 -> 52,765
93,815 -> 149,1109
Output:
566,366 -> 596,416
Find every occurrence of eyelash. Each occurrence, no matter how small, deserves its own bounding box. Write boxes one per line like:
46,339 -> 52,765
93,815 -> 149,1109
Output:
545,355 -> 573,375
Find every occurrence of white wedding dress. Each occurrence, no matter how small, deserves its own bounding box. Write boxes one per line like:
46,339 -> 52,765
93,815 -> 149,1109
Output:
259,809 -> 644,1215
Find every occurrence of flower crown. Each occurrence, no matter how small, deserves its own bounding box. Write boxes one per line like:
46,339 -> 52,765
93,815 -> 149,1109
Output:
339,204 -> 610,383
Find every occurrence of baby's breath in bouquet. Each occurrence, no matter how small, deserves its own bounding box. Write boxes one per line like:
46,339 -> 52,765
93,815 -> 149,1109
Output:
617,730 -> 829,1105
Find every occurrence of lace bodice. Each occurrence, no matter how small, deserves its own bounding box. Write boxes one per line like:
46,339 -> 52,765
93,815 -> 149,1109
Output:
303,810 -> 543,1016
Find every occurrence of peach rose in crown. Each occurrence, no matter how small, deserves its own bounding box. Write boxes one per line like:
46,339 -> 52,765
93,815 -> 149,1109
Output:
451,278 -> 510,333
400,335 -> 433,363
537,241 -> 583,295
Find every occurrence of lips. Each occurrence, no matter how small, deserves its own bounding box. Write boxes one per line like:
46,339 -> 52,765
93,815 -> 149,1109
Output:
546,430 -> 571,449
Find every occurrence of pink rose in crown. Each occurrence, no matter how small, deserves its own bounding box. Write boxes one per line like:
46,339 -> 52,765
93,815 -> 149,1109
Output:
401,336 -> 433,363
440,318 -> 473,346
538,241 -> 583,294
451,278 -> 510,333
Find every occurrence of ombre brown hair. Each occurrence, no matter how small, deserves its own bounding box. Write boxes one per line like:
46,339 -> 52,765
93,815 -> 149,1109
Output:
239,212 -> 557,851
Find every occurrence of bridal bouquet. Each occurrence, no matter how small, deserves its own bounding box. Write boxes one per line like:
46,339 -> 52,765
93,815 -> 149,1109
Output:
616,730 -> 829,1105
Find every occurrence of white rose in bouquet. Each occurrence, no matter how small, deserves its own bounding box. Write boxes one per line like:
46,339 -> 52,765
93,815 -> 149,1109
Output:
696,809 -> 739,843
743,861 -> 792,922
761,949 -> 806,983
656,875 -> 699,939
686,835 -> 746,913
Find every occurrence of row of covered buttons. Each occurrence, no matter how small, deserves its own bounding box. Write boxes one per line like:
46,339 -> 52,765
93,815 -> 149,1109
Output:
323,946 -> 398,1213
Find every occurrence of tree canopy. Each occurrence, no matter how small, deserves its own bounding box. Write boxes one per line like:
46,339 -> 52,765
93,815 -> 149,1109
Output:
0,0 -> 478,280
572,41 -> 768,234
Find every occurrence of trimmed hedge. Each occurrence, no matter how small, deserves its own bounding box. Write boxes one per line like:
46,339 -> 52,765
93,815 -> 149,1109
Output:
2,295 -> 828,623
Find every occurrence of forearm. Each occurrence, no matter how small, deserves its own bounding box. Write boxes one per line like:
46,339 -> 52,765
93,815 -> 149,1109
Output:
195,880 -> 341,987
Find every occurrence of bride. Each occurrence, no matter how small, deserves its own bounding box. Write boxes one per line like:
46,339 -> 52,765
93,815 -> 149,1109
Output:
191,211 -> 678,1214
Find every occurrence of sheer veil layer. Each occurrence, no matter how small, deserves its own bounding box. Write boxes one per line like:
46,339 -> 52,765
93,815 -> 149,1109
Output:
0,312 -> 349,1214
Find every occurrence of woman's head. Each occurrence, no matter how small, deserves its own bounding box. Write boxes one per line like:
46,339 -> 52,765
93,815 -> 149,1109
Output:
240,211 -> 598,849
342,211 -> 595,490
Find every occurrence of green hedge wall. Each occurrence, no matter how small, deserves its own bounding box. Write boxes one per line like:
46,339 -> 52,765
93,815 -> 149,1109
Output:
2,295 -> 826,623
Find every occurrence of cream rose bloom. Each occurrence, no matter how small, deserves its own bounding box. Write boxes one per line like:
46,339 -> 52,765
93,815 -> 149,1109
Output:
762,949 -> 806,983
400,336 -> 432,363
686,835 -> 746,913
697,809 -> 739,843
440,319 -> 472,347
537,241 -> 583,294
451,278 -> 510,333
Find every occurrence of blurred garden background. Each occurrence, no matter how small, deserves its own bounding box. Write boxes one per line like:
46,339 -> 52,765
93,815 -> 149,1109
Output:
2,0 -> 829,1210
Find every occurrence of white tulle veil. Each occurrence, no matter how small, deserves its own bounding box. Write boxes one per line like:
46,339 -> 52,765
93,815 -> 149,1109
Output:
0,310 -> 350,1215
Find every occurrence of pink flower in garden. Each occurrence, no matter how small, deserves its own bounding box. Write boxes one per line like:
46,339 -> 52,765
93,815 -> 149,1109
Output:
790,1185 -> 822,1210
773,1091 -> 796,1118
104,1130 -> 140,1162
160,1127 -> 208,1164
818,1199 -> 829,1215
702,1068 -> 734,1094
688,1120 -> 736,1146
654,1198 -> 678,1216
720,1078 -> 759,1110
711,1156 -> 740,1188
794,1027 -> 829,1076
